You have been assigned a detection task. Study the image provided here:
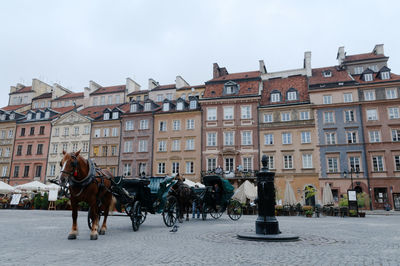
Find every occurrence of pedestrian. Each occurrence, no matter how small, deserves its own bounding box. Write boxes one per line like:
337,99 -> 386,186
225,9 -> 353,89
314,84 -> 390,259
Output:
192,200 -> 200,219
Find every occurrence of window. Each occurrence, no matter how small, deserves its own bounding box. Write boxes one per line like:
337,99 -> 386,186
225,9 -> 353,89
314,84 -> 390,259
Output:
27,113 -> 32,120
349,157 -> 361,172
281,112 -> 291,121
264,134 -> 274,145
374,188 -> 388,203
103,113 -> 110,120
93,146 -> 99,156
207,133 -> 217,146
100,96 -> 105,105
344,110 -> 355,122
111,145 -> 117,156
63,127 -> 69,136
224,107 -> 234,120
157,94 -> 163,102
388,107 -> 400,119
144,102 -> 152,111
140,120 -> 148,129
392,129 -> 400,142
186,119 -> 194,129
115,95 -> 120,104
176,102 -> 184,111
172,162 -> 180,174
394,156 -> 400,171
186,139 -> 195,150
324,112 -> 334,123
224,132 -> 234,146
263,113 -> 273,123
158,140 -> 166,152
271,93 -> 280,102
243,157 -> 252,171
16,145 -> 22,156
225,85 -> 235,94
112,112 -> 119,119
123,164 -> 131,176
54,128 -> 59,137
364,90 -> 375,101
287,91 -> 297,101
108,95 -> 113,105
103,128 -> 110,137
185,162 -> 194,174
207,108 -> 217,121
366,109 -> 378,121
264,155 -> 274,169
62,143 -> 68,152
173,120 -> 181,131
172,140 -> 180,151
83,142 -> 89,152
282,132 -> 292,144
207,158 -> 216,171
30,127 -> 35,136
124,141 -> 133,153
163,103 -> 169,112
20,128 -> 25,136
35,112 -> 41,120
323,70 -> 332,77
372,156 -> 384,172
241,106 -> 251,119
102,146 -> 108,156
323,95 -> 332,104
343,93 -> 353,103
189,100 -> 197,109
49,164 -> 56,177
347,131 -> 357,144
94,129 -> 101,138
27,145 -> 32,155
224,158 -> 234,172
72,143 -> 78,152
14,166 -> 19,177
369,65 -> 378,72
241,131 -> 252,145
0,131 -> 4,139
37,144 -> 43,155
138,163 -> 146,175
283,155 -> 293,169
386,88 -> 397,99
73,127 -> 79,136
23,166 -> 29,177
158,163 -> 166,174
159,121 -> 167,132
381,72 -> 390,80
301,131 -> 311,144
364,74 -> 373,82
369,131 -> 381,143
302,154 -> 313,168
327,157 -> 338,173
35,165 -> 42,178
4,147 -> 10,157
326,132 -> 336,145
300,111 -> 310,120
126,121 -> 134,131
166,93 -> 173,100
6,129 -> 13,138
130,104 -> 137,113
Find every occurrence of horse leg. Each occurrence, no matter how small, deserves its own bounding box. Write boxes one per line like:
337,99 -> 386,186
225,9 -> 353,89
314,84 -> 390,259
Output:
186,205 -> 189,221
99,194 -> 112,235
68,199 -> 79,240
89,198 -> 99,240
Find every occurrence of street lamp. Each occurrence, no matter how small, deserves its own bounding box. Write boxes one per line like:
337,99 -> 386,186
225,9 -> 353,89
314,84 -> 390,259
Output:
343,167 -> 360,190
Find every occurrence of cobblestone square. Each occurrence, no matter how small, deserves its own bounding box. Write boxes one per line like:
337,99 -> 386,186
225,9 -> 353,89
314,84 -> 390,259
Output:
1,210 -> 399,265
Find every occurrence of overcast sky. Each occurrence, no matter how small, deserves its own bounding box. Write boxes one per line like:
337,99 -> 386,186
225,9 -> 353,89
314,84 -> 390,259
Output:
1,0 -> 399,108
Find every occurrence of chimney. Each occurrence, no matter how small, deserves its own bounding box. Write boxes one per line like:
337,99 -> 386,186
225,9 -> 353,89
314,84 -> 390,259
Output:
304,51 -> 312,77
16,83 -> 25,90
213,63 -> 228,79
52,83 -> 70,99
10,86 -> 17,94
259,60 -> 267,74
148,78 -> 159,90
337,46 -> 345,65
126,78 -> 141,94
84,87 -> 91,107
175,76 -> 190,89
89,80 -> 102,91
373,44 -> 384,55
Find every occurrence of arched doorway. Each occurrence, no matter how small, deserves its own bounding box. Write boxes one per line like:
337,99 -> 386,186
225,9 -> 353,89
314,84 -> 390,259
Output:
354,185 -> 363,194
304,185 -> 316,206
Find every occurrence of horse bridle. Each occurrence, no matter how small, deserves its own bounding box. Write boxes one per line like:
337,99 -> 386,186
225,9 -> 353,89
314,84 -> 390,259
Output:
60,153 -> 79,178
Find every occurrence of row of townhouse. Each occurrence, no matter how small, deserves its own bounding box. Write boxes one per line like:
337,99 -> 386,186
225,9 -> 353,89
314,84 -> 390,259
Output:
1,44 -> 399,210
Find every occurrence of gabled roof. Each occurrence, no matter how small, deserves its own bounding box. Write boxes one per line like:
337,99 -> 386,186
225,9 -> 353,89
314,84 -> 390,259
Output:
90,85 -> 126,95
9,86 -> 33,95
309,66 -> 354,86
343,52 -> 387,63
54,92 -> 84,100
151,84 -> 176,92
207,71 -> 260,83
32,92 -> 52,100
78,104 -> 121,119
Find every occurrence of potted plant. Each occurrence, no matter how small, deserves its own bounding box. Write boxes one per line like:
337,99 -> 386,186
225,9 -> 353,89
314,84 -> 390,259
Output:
33,194 -> 42,210
41,192 -> 49,210
357,192 -> 368,217
303,205 -> 313,217
275,205 -> 283,216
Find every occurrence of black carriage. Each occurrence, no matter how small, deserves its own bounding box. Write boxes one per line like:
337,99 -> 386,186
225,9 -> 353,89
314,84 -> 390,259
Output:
197,175 -> 243,221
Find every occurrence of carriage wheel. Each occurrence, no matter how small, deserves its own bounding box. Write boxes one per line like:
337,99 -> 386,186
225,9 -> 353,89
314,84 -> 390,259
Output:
210,204 -> 224,219
162,196 -> 179,227
227,200 -> 242,221
87,207 -> 102,230
130,201 -> 141,231
201,202 -> 208,220
140,209 -> 147,224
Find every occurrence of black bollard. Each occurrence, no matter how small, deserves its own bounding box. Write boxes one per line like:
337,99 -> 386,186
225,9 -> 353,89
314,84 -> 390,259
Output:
237,155 -> 299,241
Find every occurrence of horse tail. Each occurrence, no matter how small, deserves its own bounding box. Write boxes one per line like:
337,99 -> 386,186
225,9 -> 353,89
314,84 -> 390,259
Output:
109,196 -> 117,212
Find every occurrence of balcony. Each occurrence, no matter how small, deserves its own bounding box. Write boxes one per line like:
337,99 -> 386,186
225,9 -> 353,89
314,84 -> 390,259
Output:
201,170 -> 258,180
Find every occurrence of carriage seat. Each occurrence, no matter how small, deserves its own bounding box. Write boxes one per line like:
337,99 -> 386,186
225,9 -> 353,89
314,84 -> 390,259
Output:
122,178 -> 150,190
149,177 -> 165,194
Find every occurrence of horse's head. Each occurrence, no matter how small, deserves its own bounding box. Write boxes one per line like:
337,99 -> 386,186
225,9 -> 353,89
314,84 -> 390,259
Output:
59,150 -> 83,183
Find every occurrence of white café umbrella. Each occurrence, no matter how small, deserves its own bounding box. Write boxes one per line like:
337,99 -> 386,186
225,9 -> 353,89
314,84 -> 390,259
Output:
15,181 -> 48,191
232,180 -> 257,204
46,183 -> 61,191
195,182 -> 205,188
183,179 -> 196,187
283,181 -> 297,206
0,181 -> 14,193
322,183 -> 334,205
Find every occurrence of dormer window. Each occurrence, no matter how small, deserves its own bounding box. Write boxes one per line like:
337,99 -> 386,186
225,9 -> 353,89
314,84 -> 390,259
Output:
112,112 -> 119,119
354,66 -> 364,75
381,72 -> 390,80
103,113 -> 110,120
144,102 -> 151,111
10,113 -> 15,120
364,74 -> 373,82
189,100 -> 197,109
27,113 -> 32,120
176,102 -> 184,111
0,114 -> 5,120
226,86 -> 234,94
35,112 -> 41,120
271,92 -> 280,103
223,81 -> 239,95
287,90 -> 297,101
130,104 -> 137,112
323,70 -> 332,78
163,103 -> 170,112
45,111 -> 50,119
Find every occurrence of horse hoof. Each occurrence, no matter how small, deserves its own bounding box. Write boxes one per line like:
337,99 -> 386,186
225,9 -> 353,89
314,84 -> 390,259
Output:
68,234 -> 77,240
99,230 -> 105,235
90,234 -> 98,240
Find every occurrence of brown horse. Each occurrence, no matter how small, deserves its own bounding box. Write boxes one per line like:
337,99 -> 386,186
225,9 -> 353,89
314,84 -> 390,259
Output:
59,150 -> 114,240
170,175 -> 197,221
